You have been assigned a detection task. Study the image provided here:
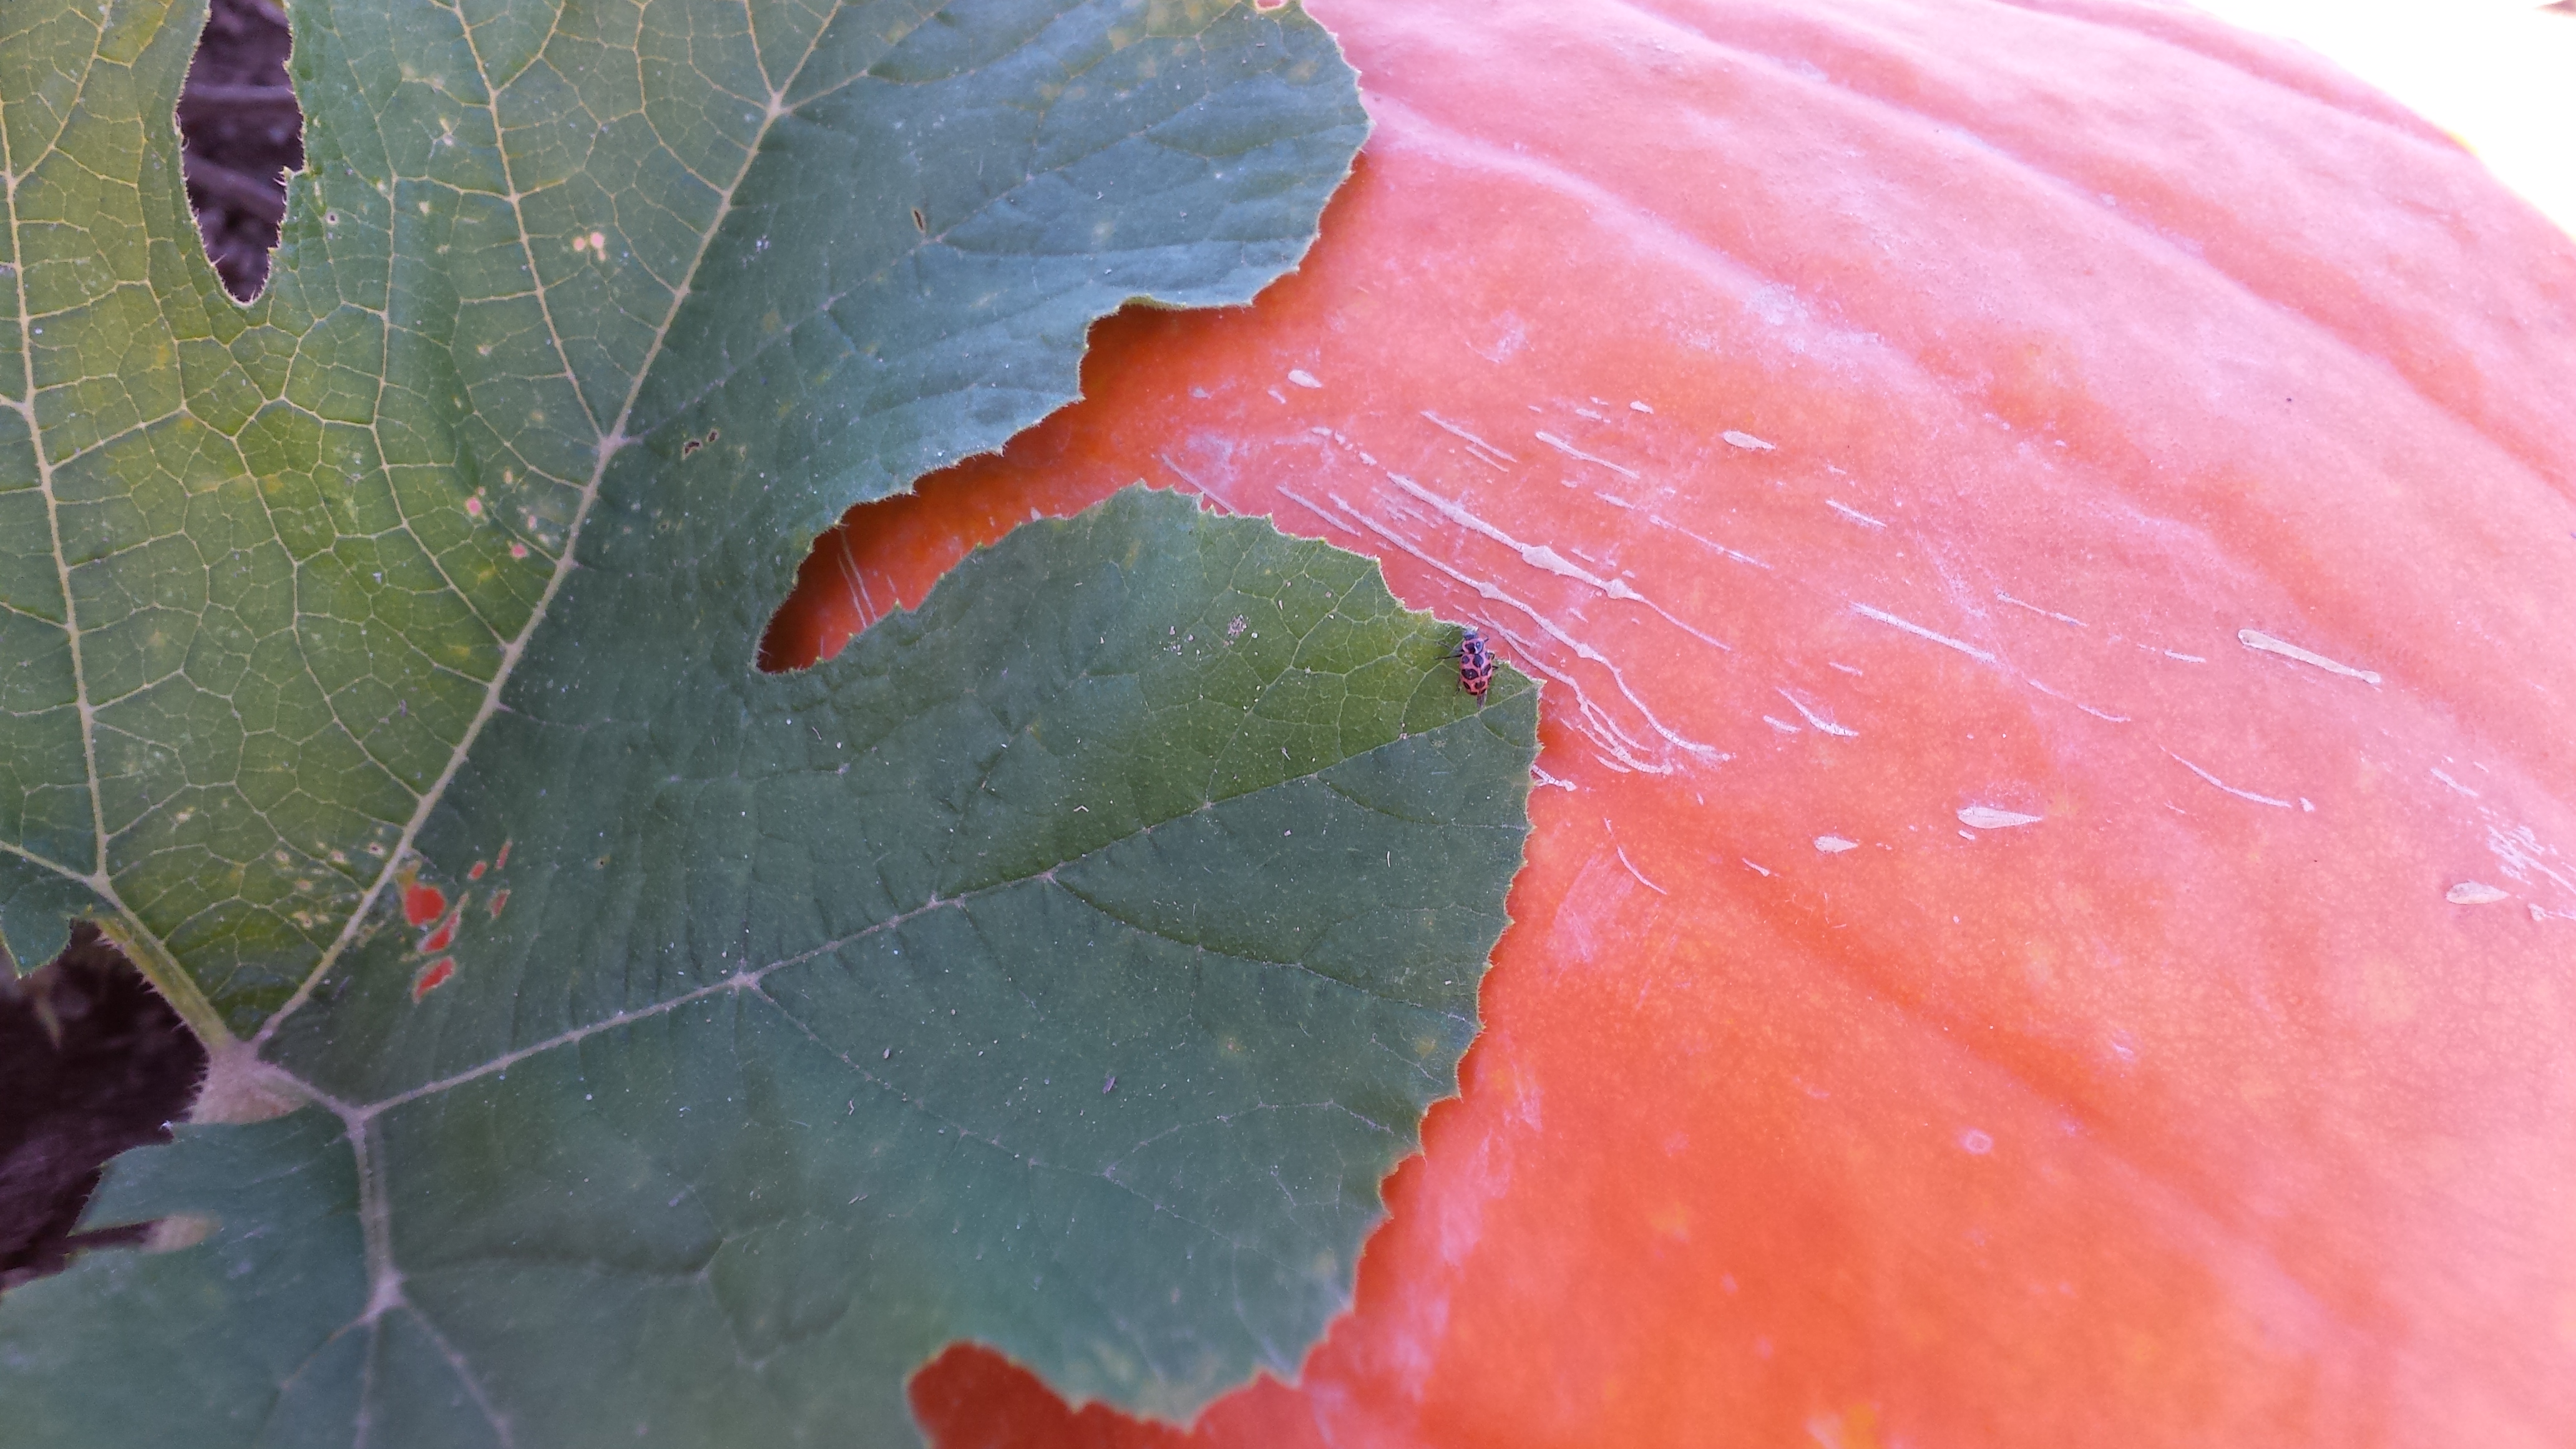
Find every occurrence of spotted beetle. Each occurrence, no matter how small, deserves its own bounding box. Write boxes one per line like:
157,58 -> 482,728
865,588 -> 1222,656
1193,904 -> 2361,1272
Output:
1447,627 -> 1495,700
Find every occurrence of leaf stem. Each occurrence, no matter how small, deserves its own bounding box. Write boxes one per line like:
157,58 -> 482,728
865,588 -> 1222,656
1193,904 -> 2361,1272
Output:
92,913 -> 238,1053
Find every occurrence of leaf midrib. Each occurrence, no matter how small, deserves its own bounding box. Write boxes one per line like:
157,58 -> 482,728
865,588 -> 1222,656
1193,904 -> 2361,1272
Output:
315,697 -> 1510,1122
246,6 -> 849,1054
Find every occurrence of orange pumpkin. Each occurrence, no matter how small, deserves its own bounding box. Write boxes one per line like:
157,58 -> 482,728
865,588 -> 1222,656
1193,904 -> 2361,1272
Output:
766,0 -> 2576,1443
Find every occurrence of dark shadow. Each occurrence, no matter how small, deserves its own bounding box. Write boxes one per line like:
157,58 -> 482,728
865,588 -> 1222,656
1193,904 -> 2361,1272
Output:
177,0 -> 300,301
0,926 -> 208,1295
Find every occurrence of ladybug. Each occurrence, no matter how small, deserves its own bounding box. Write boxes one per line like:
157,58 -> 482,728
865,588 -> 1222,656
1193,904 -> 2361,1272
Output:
1447,627 -> 1495,700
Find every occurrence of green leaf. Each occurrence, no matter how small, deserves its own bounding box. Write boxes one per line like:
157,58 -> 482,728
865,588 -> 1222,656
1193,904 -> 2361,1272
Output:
1,0 -> 1544,1437
1,0 -> 1372,1029
4,489 -> 1540,1443
0,1115 -> 373,1447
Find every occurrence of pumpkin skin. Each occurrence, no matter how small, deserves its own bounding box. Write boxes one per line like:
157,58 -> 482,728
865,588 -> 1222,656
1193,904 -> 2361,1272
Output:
764,0 -> 2576,1443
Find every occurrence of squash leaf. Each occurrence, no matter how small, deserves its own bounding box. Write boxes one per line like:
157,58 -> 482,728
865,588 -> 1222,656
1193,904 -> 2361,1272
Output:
0,0 -> 1541,1441
1,487 -> 1539,1443
0,0 -> 1372,1023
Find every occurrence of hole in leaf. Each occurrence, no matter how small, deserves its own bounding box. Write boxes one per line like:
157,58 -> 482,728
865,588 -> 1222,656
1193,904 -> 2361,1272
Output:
177,0 -> 301,301
755,306 -> 1182,675
0,925 -> 208,1295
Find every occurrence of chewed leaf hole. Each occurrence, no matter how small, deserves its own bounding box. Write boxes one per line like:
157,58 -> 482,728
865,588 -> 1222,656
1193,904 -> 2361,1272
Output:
177,0 -> 301,301
758,452 -> 1086,674
756,306 -> 1181,675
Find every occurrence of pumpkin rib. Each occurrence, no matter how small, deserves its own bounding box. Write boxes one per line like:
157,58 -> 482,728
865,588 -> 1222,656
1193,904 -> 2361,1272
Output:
1365,0 -> 2576,771
1538,0 -> 2576,500
1980,0 -> 2454,141
1755,847 -> 2432,1321
1379,55 -> 2552,648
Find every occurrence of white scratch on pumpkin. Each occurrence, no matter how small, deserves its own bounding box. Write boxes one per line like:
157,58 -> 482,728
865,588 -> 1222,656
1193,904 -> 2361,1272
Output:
1775,687 -> 1857,738
1613,839 -> 1667,895
1420,410 -> 1518,466
1722,430 -> 1774,451
1851,603 -> 1997,663
2431,768 -> 2481,799
2027,676 -> 2130,723
1958,806 -> 2042,829
1649,514 -> 1770,570
1383,473 -> 1731,651
1996,590 -> 2085,628
2165,749 -> 2293,809
1826,499 -> 1886,529
1815,836 -> 1859,853
2486,822 -> 2576,896
1534,431 -> 1641,479
2446,881 -> 2510,905
2239,629 -> 2381,685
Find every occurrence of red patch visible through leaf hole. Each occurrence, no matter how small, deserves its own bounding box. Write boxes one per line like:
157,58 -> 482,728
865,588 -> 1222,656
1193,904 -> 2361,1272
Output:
487,889 -> 510,920
910,1343 -> 1196,1448
468,859 -> 487,881
411,958 -> 456,1001
419,917 -> 457,954
402,883 -> 447,927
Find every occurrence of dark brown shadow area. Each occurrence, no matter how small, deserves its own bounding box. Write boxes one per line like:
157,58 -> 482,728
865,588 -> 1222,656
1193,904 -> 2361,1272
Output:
178,0 -> 300,301
0,927 -> 207,1295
